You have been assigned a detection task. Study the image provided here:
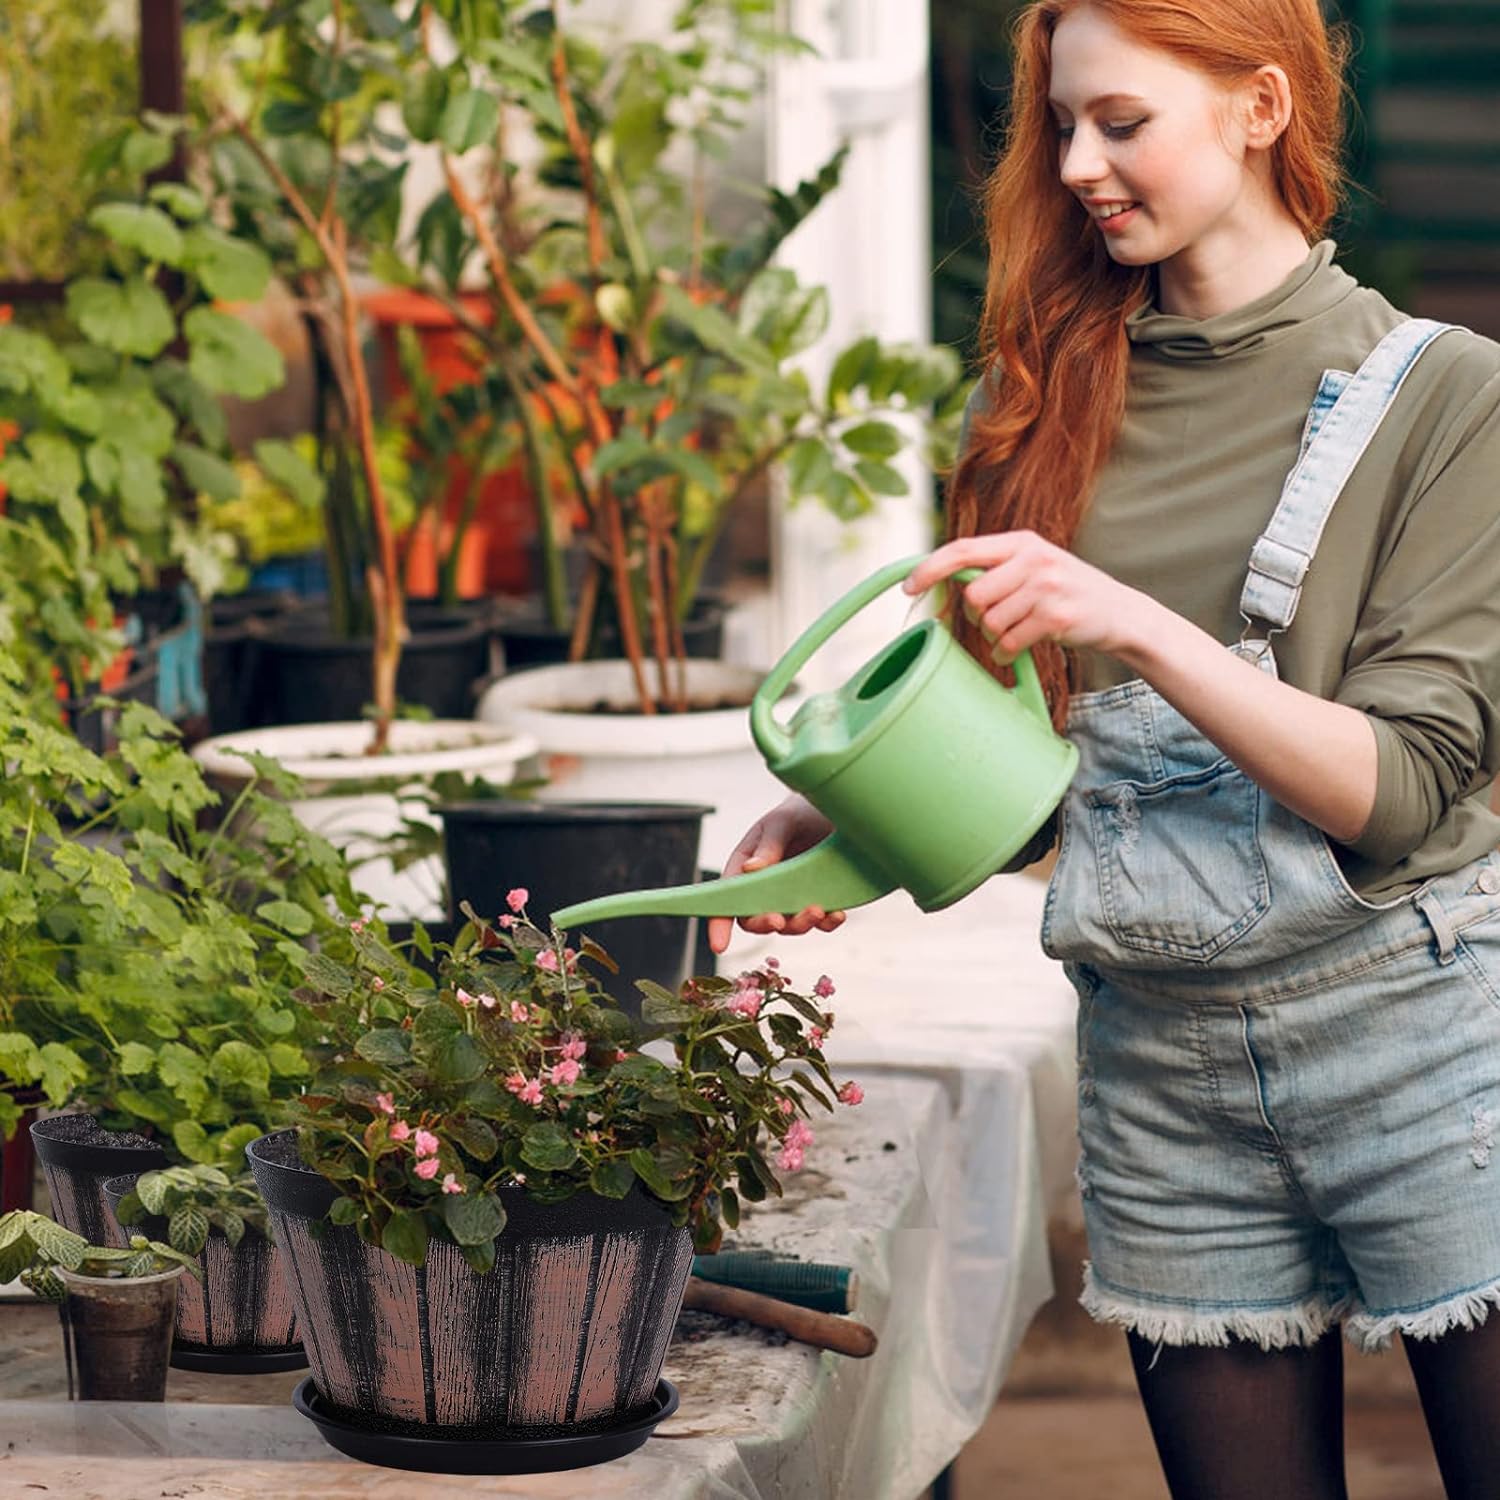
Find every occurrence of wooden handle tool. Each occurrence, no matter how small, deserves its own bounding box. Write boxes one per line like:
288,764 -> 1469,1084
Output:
681,1275 -> 879,1358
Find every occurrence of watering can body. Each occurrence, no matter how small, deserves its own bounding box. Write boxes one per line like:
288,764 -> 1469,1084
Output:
550,557 -> 1079,930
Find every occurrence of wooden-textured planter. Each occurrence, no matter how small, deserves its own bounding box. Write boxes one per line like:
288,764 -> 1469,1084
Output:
30,1115 -> 166,1248
102,1175 -> 305,1373
247,1131 -> 693,1436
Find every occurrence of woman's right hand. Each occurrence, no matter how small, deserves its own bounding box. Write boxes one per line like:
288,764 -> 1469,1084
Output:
706,795 -> 846,955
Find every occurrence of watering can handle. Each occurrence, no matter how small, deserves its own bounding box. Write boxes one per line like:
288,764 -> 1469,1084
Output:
750,555 -> 1051,761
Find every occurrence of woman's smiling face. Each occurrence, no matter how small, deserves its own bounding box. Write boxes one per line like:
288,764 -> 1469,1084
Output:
1048,6 -> 1257,267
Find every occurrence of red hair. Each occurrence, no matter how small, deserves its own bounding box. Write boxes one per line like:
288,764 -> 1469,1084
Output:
948,0 -> 1350,726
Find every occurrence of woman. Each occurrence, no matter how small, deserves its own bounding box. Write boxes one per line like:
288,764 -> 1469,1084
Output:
709,3 -> 1500,1496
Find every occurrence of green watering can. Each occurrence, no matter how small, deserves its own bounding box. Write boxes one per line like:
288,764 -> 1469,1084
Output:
549,556 -> 1079,929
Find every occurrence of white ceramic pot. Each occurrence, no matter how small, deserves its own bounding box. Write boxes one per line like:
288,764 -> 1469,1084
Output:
190,721 -> 536,922
475,660 -> 789,870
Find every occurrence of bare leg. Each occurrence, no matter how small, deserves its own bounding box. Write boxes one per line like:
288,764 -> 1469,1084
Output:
1402,1317 -> 1500,1500
1127,1330 -> 1348,1500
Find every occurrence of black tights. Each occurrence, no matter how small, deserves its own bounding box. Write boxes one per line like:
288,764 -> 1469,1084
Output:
1127,1318 -> 1500,1500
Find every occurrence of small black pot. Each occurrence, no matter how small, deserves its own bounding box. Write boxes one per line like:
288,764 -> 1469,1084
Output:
249,607 -> 497,724
58,1265 -> 184,1401
102,1175 -> 305,1373
491,596 -> 726,675
30,1115 -> 167,1248
247,1131 -> 693,1450
440,802 -> 712,1008
202,590 -> 301,735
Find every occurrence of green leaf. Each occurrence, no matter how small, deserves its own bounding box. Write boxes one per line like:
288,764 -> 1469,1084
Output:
66,277 -> 175,359
261,98 -> 322,136
854,458 -> 908,497
148,183 -> 208,222
431,1033 -> 485,1085
114,1190 -> 146,1226
181,225 -> 272,302
628,1147 -> 692,1201
520,1123 -> 578,1172
589,1158 -> 635,1199
120,129 -> 173,176
412,1000 -> 463,1041
36,1044 -> 89,1107
445,1117 -> 498,1162
169,1205 -> 210,1256
440,1190 -> 505,1247
783,437 -> 835,499
638,983 -> 698,1027
440,89 -> 500,154
827,335 -> 880,406
219,1211 -> 246,1249
209,1041 -> 271,1095
216,1124 -> 263,1165
840,420 -> 903,459
88,204 -> 185,266
173,443 -> 241,502
719,1184 -> 740,1230
266,1043 -> 309,1078
354,1028 -> 410,1066
328,1197 -> 362,1226
401,66 -> 449,141
183,308 -> 285,399
252,438 -> 326,509
172,1121 -> 217,1165
117,1042 -> 157,1078
380,1209 -> 430,1266
256,898 -> 315,936
300,952 -> 354,999
136,1170 -> 173,1215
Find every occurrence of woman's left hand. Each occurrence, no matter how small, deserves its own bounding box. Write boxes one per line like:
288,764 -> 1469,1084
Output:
903,530 -> 1155,663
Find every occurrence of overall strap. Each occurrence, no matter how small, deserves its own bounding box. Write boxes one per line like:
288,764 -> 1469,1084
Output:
1238,318 -> 1459,634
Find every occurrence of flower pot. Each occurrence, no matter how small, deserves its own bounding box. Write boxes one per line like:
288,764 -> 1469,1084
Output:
202,589 -> 302,736
1,1082 -> 45,1214
440,802 -> 712,1005
190,720 -> 536,923
30,1115 -> 167,1249
248,607 -> 498,725
247,1130 -> 693,1454
102,1175 -> 305,1374
490,594 -> 728,675
57,1264 -> 183,1401
475,659 -> 789,872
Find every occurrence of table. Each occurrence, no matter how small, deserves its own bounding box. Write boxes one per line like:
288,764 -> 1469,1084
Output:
0,875 -> 1079,1499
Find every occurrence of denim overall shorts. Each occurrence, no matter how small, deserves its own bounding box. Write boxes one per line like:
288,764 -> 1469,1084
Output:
1042,317 -> 1500,1351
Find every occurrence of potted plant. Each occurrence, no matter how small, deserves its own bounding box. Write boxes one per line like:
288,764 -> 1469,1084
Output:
0,1209 -> 201,1401
247,897 -> 861,1472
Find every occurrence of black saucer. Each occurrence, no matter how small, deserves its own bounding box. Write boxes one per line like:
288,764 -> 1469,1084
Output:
292,1377 -> 681,1474
171,1344 -> 309,1374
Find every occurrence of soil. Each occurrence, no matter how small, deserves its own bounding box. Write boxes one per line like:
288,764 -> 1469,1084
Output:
561,698 -> 750,716
34,1114 -> 157,1151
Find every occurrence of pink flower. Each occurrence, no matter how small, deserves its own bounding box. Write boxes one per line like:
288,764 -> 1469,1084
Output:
389,1120 -> 412,1142
413,1129 -> 440,1159
776,1144 -> 805,1173
509,1000 -> 530,1023
778,1098 -> 795,1116
838,1081 -> 865,1107
550,1059 -> 581,1087
536,950 -> 559,973
513,1172 -> 527,1186
350,918 -> 365,934
504,1072 -> 527,1095
480,993 -> 497,1010
813,975 -> 836,999
371,976 -> 385,993
518,1078 -> 544,1106
441,1173 -> 465,1195
807,1025 -> 826,1048
414,1157 -> 440,1180
456,987 -> 478,1009
784,1118 -> 815,1151
615,1049 -> 629,1063
765,956 -> 780,970
559,1033 -> 587,1062
373,1093 -> 395,1116
498,913 -> 517,929
728,990 -> 762,1020
506,888 -> 529,912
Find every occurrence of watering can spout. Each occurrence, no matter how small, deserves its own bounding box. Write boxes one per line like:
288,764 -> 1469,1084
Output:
550,834 -> 897,930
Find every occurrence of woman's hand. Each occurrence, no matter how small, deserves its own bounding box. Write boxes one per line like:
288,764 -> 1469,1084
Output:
903,530 -> 1156,661
706,795 -> 846,955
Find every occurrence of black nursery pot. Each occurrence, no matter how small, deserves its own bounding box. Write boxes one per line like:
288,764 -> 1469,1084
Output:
102,1175 -> 305,1374
250,606 -> 496,724
30,1115 -> 167,1248
246,1131 -> 692,1469
202,589 -> 301,736
440,802 -> 712,1007
491,595 -> 726,675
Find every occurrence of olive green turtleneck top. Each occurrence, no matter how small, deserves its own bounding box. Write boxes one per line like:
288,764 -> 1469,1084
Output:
963,240 -> 1500,898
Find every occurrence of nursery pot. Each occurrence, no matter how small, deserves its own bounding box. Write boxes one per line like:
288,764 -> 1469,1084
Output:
492,594 -> 727,675
247,1130 -> 692,1460
102,1175 -> 305,1374
202,589 -> 301,736
248,608 -> 496,725
30,1115 -> 167,1248
440,802 -> 712,1006
476,659 -> 789,875
57,1264 -> 183,1401
191,720 -> 536,923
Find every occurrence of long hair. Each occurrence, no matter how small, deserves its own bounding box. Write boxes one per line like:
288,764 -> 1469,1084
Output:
948,0 -> 1350,727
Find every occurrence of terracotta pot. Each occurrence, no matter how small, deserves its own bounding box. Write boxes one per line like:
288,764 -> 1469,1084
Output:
30,1115 -> 166,1248
102,1174 -> 304,1373
247,1130 -> 693,1435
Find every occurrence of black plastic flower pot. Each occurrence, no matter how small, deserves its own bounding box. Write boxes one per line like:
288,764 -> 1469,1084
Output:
439,802 -> 712,1009
102,1175 -> 306,1374
202,589 -> 301,736
30,1115 -> 167,1248
249,607 -> 497,725
490,595 -> 726,675
247,1131 -> 692,1472
57,1265 -> 183,1401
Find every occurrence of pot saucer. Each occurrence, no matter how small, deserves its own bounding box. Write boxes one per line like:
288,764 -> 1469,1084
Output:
292,1377 -> 680,1474
172,1344 -> 309,1374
